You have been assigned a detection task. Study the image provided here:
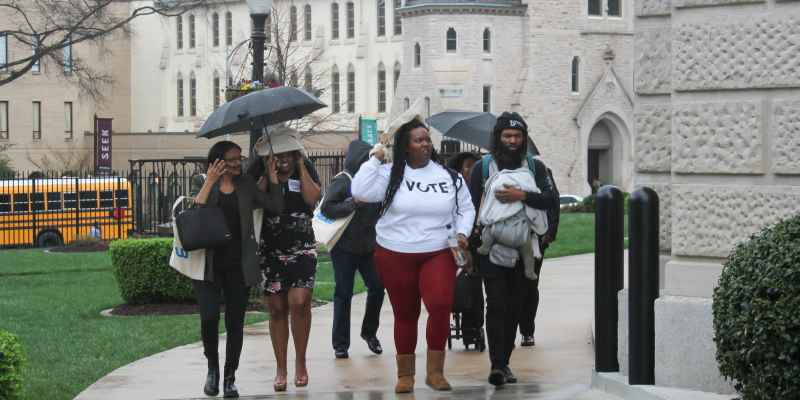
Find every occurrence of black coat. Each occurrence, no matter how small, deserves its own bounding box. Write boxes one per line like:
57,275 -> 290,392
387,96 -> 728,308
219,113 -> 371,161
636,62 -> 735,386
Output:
321,140 -> 381,254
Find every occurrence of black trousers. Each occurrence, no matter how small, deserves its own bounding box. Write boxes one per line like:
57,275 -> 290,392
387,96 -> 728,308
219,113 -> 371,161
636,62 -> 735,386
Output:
483,258 -> 529,370
192,265 -> 250,373
459,274 -> 485,332
518,250 -> 545,337
330,247 -> 385,350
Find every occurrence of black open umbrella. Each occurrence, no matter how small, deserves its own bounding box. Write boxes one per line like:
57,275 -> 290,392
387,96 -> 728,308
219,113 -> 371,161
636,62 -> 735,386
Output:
426,111 -> 539,155
197,86 -> 326,138
426,111 -> 495,149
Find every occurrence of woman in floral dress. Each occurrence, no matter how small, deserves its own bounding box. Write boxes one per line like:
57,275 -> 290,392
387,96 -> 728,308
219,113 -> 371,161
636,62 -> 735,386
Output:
253,128 -> 321,392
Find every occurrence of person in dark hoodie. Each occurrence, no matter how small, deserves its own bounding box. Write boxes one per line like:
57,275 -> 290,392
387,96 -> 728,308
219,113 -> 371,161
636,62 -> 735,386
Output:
468,112 -> 557,386
321,140 -> 385,359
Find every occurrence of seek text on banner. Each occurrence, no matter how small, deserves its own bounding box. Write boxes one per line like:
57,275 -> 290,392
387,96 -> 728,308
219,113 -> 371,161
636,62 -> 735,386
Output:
94,117 -> 113,175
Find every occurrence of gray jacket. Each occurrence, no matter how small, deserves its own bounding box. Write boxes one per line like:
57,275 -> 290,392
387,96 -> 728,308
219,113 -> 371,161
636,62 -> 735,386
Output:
194,174 -> 283,286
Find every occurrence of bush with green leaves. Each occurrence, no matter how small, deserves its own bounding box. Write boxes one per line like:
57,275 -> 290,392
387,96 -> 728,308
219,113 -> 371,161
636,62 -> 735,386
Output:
713,215 -> 800,399
110,238 -> 194,304
0,330 -> 25,400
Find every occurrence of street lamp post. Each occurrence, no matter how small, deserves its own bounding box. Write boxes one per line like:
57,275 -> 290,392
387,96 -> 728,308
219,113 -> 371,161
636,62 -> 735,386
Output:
247,0 -> 273,154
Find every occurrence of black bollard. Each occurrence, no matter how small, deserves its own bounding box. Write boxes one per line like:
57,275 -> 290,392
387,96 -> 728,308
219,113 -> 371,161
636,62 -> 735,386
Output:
595,185 -> 625,372
628,187 -> 659,385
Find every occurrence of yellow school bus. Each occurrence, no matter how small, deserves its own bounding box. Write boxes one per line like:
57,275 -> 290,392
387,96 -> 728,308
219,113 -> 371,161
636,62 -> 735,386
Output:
0,177 -> 134,247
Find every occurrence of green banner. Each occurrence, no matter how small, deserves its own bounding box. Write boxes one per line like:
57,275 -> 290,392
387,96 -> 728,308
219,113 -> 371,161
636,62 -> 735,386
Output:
359,117 -> 378,145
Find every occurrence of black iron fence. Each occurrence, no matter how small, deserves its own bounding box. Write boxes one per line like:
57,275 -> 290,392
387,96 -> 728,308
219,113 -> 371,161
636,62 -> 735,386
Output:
127,151 -> 347,236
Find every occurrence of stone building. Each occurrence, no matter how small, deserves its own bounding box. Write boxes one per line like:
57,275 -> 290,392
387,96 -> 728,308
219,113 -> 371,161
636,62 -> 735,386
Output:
2,0 -> 637,192
124,0 -> 406,167
396,0 -> 635,195
121,0 -> 635,195
619,0 -> 800,394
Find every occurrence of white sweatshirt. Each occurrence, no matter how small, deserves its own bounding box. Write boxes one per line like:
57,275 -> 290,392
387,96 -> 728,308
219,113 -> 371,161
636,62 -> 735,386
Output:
351,156 -> 476,253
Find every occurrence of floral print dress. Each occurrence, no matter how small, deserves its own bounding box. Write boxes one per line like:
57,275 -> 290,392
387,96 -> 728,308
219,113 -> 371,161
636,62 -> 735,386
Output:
258,160 -> 320,295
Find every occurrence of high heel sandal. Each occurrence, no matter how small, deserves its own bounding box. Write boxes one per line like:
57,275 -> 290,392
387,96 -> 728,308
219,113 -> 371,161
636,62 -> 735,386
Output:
273,375 -> 287,392
294,373 -> 308,387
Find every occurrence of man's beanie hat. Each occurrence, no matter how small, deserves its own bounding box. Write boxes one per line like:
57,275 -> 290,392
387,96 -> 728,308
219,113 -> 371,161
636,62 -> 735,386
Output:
494,111 -> 528,134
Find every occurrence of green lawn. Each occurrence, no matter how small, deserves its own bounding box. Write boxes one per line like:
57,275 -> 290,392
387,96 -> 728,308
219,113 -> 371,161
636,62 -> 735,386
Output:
0,249 -> 348,400
546,212 -> 628,259
313,256 -> 366,303
0,213 -> 599,400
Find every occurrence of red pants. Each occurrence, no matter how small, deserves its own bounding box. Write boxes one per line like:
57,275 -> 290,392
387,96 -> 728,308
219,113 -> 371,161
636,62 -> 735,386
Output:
374,245 -> 457,354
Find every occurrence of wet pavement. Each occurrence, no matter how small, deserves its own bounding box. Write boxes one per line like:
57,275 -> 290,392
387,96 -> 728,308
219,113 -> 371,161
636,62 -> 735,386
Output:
76,253 -> 611,400
168,383 -> 602,400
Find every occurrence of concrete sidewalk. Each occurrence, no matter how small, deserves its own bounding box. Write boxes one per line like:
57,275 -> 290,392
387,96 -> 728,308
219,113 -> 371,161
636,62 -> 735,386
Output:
76,253 -> 617,400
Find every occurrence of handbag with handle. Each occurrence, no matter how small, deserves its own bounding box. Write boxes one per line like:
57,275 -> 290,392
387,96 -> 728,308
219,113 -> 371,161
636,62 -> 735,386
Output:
169,196 -> 265,280
312,171 -> 355,249
174,196 -> 232,251
169,196 -> 207,280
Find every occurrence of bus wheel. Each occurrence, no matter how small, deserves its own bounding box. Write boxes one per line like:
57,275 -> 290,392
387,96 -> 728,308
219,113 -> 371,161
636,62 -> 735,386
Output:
37,231 -> 63,248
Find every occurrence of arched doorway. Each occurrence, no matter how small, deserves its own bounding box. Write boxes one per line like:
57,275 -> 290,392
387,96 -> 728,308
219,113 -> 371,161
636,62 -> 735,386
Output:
587,119 -> 617,193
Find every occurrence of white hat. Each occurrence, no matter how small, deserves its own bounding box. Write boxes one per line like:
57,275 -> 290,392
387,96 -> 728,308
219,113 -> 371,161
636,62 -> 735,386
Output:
385,105 -> 426,138
254,125 -> 306,156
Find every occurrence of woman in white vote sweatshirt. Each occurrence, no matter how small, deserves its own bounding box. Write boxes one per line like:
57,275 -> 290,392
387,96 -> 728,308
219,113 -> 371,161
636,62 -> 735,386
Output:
351,117 -> 475,393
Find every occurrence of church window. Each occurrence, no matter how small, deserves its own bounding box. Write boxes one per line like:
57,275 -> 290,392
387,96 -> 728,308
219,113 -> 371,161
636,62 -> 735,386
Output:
378,63 -> 386,113
607,0 -> 621,16
571,57 -> 580,93
588,0 -> 601,16
446,27 -> 457,52
377,0 -> 386,37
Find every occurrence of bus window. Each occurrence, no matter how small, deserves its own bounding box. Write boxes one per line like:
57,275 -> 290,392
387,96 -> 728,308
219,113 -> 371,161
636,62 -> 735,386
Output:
64,192 -> 77,209
80,191 -> 98,209
47,192 -> 62,210
13,193 -> 30,212
32,193 -> 45,211
99,191 -> 115,208
0,194 -> 10,213
115,189 -> 129,207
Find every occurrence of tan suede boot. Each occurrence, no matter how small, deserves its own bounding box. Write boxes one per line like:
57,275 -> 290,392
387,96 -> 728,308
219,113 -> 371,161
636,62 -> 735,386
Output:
424,350 -> 452,391
395,354 -> 415,393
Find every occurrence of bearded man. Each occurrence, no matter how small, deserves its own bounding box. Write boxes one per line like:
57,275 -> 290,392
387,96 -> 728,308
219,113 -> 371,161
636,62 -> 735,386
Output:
468,112 -> 558,386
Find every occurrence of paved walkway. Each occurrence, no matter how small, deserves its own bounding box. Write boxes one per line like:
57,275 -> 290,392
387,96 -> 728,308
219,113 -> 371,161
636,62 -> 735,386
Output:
76,253 -> 617,400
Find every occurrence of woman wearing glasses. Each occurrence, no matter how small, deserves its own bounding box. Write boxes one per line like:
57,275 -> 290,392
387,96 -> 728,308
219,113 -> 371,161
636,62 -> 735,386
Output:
192,140 -> 284,398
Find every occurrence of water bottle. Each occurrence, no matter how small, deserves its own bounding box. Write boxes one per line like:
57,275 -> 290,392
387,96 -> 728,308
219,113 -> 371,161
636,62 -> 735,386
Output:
448,234 -> 468,267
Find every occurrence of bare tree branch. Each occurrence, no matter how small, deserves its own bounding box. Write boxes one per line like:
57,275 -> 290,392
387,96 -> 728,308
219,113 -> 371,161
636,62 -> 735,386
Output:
0,0 -> 210,99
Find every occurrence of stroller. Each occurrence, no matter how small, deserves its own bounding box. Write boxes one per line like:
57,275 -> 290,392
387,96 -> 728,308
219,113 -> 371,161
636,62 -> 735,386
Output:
448,268 -> 486,351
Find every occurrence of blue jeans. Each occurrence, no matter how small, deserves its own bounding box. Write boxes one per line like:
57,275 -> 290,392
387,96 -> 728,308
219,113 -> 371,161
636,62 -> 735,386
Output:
331,247 -> 385,350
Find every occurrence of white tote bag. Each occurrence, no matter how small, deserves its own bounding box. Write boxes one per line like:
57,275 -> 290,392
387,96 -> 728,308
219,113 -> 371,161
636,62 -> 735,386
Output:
169,196 -> 206,280
312,171 -> 355,249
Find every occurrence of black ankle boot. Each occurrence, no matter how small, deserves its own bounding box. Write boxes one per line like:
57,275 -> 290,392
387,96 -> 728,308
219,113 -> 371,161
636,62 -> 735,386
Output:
223,373 -> 239,398
204,365 -> 220,396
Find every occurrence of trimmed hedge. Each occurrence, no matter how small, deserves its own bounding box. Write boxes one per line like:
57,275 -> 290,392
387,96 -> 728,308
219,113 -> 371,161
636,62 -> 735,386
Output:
110,238 -> 195,305
713,215 -> 800,399
0,330 -> 25,400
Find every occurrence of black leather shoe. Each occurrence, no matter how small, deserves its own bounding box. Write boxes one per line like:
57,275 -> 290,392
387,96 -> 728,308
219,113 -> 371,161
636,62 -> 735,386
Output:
362,335 -> 383,355
502,366 -> 518,384
334,347 -> 349,359
521,335 -> 536,347
488,369 -> 506,386
203,366 -> 220,396
223,376 -> 239,398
